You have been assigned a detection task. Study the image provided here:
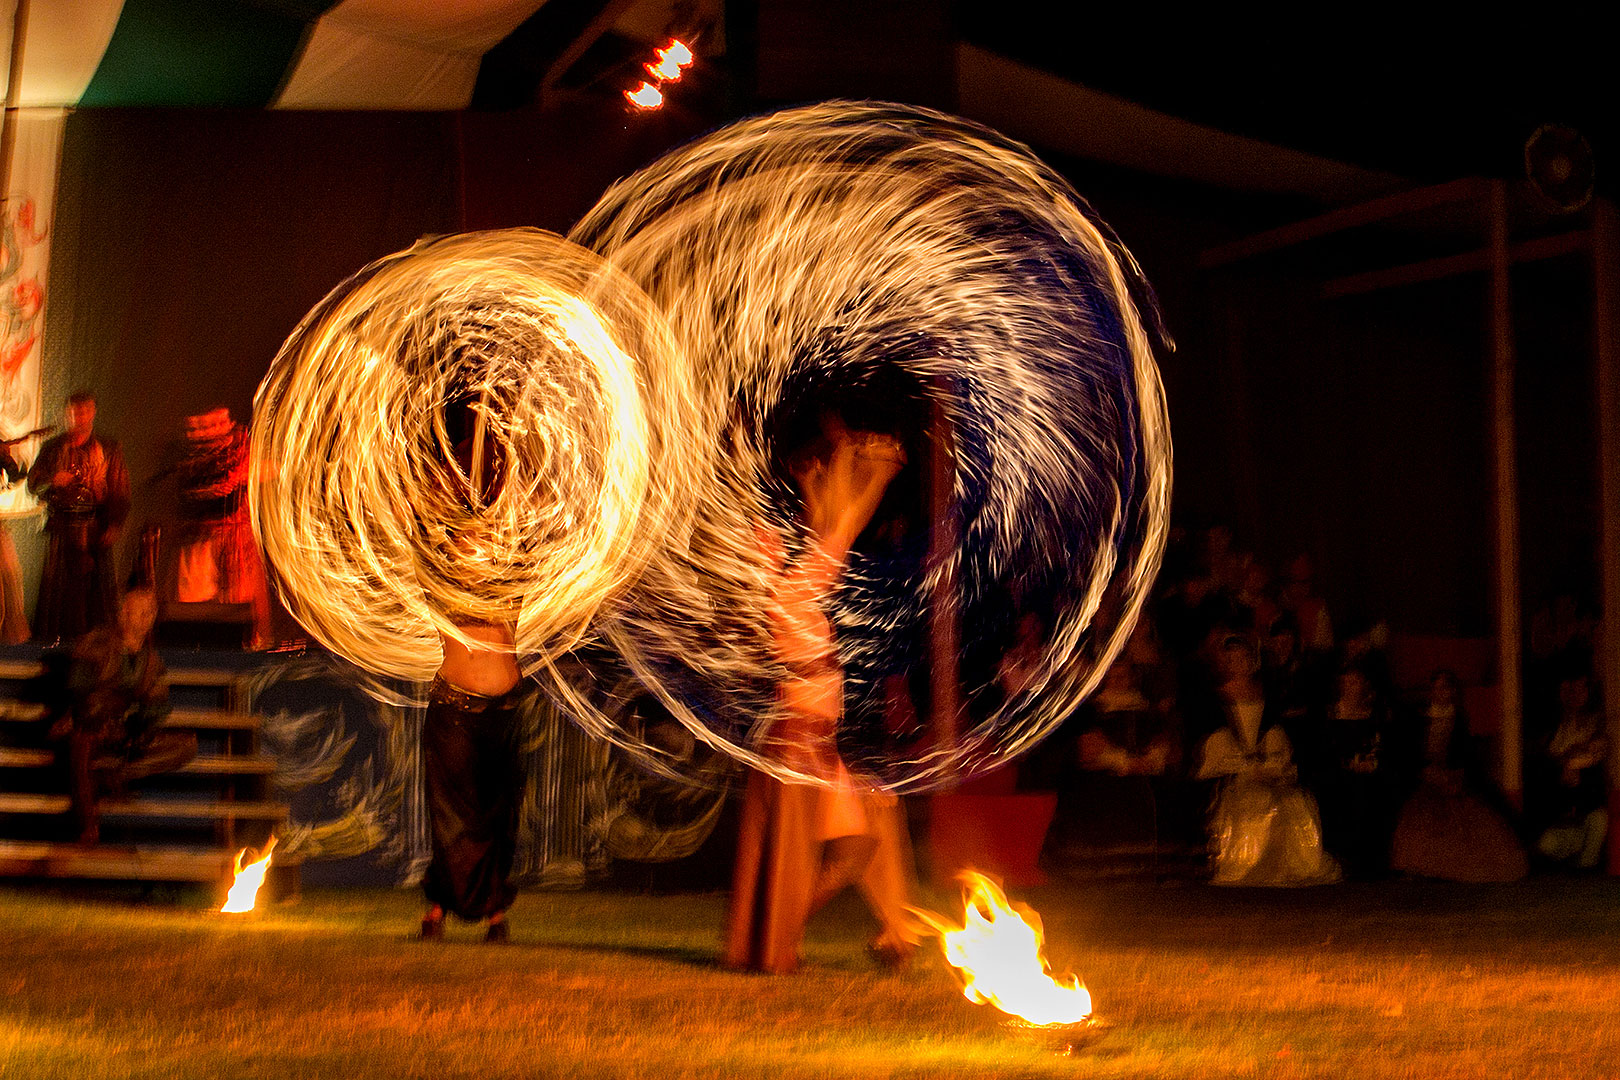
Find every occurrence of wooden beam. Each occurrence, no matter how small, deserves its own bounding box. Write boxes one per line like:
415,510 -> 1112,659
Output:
1487,180 -> 1524,802
1321,230 -> 1592,299
1592,198 -> 1620,873
927,388 -> 960,784
1198,177 -> 1485,269
541,0 -> 645,93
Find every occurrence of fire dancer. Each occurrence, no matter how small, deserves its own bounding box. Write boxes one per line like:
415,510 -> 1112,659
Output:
57,584 -> 197,844
418,395 -> 524,944
723,414 -> 920,973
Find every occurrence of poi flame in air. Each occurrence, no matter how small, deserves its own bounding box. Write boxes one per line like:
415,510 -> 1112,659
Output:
921,872 -> 1092,1027
221,836 -> 276,913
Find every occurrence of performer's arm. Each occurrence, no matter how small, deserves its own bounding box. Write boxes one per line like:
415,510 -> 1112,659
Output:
25,440 -> 56,496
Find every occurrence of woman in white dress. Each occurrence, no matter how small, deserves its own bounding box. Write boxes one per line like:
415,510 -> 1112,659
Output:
1197,635 -> 1340,886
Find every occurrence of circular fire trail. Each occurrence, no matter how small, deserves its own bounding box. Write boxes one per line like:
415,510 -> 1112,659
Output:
250,230 -> 699,682
563,101 -> 1171,792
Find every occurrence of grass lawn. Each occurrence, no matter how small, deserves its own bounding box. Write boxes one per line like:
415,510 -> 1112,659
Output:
3,876 -> 1619,1078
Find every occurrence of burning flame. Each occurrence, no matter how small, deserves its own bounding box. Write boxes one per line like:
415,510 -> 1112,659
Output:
641,41 -> 694,85
625,82 -> 664,110
921,871 -> 1092,1027
663,40 -> 694,68
221,836 -> 276,913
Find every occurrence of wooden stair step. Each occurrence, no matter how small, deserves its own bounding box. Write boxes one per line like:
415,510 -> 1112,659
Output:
0,749 -> 275,775
0,704 -> 262,731
0,793 -> 288,820
0,840 -> 300,882
0,660 -> 245,688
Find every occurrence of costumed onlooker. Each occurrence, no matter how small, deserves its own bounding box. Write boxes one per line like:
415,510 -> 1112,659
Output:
1534,672 -> 1609,871
168,407 -> 271,647
1390,670 -> 1526,881
1320,664 -> 1403,879
54,585 -> 196,844
27,392 -> 130,643
724,415 -> 919,973
1196,634 -> 1339,886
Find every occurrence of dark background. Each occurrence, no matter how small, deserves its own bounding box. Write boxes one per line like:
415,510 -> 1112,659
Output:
25,3 -> 1610,649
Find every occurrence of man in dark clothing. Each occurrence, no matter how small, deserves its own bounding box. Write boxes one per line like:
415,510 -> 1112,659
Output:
58,586 -> 196,844
27,392 -> 131,642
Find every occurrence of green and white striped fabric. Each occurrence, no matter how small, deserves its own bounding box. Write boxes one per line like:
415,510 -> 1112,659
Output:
13,0 -> 547,110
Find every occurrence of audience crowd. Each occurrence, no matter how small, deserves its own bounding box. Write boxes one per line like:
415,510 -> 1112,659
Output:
1030,524 -> 1611,883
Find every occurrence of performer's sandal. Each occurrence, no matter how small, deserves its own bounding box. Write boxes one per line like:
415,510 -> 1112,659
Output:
420,908 -> 445,941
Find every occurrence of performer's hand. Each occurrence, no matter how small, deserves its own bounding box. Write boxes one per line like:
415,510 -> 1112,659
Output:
99,526 -> 120,549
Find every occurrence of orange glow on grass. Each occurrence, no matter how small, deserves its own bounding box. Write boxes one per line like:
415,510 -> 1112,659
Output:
920,871 -> 1092,1026
625,82 -> 664,109
221,836 -> 276,913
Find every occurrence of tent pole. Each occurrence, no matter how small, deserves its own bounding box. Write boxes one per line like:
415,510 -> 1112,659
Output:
1487,180 -> 1524,803
0,0 -> 30,210
927,387 -> 960,786
1592,198 -> 1620,873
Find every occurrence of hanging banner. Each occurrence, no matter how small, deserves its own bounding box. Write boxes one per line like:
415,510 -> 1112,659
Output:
1,107 -> 65,513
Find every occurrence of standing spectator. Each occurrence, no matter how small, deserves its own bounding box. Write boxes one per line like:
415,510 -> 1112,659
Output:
169,407 -> 271,647
27,392 -> 130,643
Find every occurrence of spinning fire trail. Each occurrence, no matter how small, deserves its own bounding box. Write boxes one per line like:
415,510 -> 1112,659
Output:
250,231 -> 701,683
565,101 -> 1172,793
251,101 -> 1170,797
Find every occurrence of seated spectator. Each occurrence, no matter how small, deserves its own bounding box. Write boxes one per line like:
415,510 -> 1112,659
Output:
1045,659 -> 1177,865
1261,613 -> 1330,788
1535,673 -> 1609,871
1320,664 -> 1403,879
1391,670 -> 1526,881
1196,634 -> 1339,886
53,585 -> 197,844
1279,553 -> 1334,655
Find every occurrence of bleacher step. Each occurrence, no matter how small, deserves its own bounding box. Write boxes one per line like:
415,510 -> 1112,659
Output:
0,793 -> 289,820
0,749 -> 277,775
0,705 -> 263,731
0,840 -> 300,882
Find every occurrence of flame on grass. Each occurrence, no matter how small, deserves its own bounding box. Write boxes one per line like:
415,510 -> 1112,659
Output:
221,836 -> 277,913
916,871 -> 1092,1027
